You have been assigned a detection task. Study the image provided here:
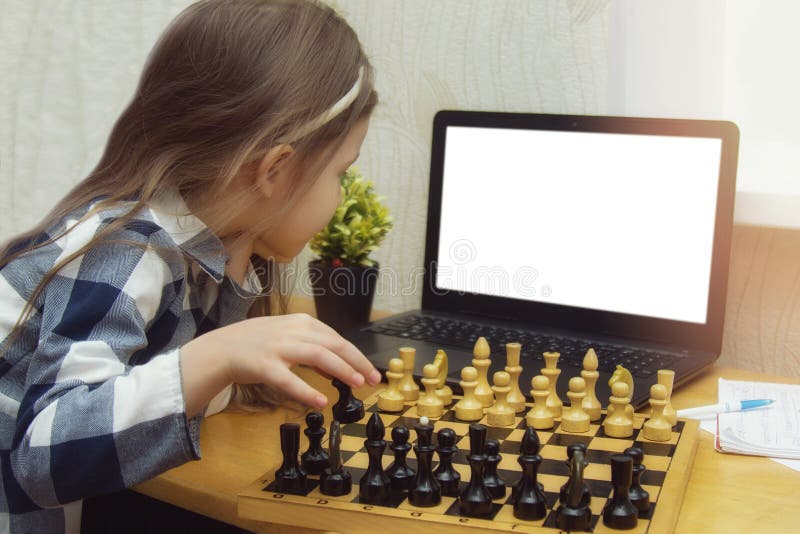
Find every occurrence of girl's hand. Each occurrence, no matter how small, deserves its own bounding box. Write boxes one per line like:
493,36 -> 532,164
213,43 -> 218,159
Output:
203,313 -> 381,409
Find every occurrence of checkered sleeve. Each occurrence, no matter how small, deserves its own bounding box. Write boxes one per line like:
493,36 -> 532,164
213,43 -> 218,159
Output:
7,216 -> 201,508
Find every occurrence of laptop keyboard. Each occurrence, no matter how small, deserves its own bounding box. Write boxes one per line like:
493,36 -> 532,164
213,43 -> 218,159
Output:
364,314 -> 681,378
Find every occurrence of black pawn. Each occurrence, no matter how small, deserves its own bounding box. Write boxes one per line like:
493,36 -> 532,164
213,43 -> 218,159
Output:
512,427 -> 547,520
483,439 -> 506,499
332,378 -> 365,424
274,423 -> 307,494
602,454 -> 638,530
320,420 -> 351,496
301,412 -> 330,475
386,426 -> 416,491
409,422 -> 441,506
433,428 -> 461,497
559,442 -> 591,508
359,412 -> 391,503
624,446 -> 651,514
556,446 -> 592,532
459,424 -> 493,518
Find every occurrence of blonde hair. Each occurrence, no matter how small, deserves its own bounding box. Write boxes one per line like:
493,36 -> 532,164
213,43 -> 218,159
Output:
0,0 -> 378,407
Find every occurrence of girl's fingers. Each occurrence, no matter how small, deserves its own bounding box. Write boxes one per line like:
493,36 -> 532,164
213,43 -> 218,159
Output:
266,366 -> 327,409
285,342 -> 364,388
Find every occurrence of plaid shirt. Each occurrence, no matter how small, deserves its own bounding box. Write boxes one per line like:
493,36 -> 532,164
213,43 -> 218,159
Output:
0,193 -> 260,533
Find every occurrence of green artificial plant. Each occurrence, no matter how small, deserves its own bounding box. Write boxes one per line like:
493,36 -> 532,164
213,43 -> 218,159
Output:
309,167 -> 393,268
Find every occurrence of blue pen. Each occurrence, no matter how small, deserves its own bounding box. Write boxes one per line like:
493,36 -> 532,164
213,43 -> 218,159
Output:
676,399 -> 775,418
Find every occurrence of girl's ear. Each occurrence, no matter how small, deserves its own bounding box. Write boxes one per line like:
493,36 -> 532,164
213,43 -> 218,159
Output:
255,144 -> 295,198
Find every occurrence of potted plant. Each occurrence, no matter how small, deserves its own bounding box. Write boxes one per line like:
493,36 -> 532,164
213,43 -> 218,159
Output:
308,166 -> 393,332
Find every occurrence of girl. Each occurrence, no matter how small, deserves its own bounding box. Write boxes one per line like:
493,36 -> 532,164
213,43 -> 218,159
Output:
0,0 -> 381,531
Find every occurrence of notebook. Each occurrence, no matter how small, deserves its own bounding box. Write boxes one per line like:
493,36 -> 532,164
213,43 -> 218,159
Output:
343,111 -> 740,408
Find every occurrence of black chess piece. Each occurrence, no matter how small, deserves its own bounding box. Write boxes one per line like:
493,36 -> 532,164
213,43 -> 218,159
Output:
559,442 -> 591,508
274,423 -> 307,494
459,424 -> 493,518
602,454 -> 639,529
301,412 -> 330,475
433,428 -> 461,497
512,426 -> 547,520
386,426 -> 416,491
409,422 -> 441,506
624,446 -> 651,514
320,420 -> 352,496
358,412 -> 391,503
483,439 -> 506,499
556,445 -> 592,531
332,378 -> 365,424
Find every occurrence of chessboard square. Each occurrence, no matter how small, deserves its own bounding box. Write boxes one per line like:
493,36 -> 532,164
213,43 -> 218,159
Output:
634,429 -> 680,445
379,413 -> 401,426
538,457 -> 569,477
496,468 -> 519,487
546,432 -> 594,448
342,423 -> 366,437
340,435 -> 364,452
493,503 -> 548,526
586,478 -> 613,498
343,451 -> 370,469
540,444 -> 567,461
393,415 -> 422,431
633,439 -> 676,457
585,448 -> 618,465
584,463 -> 611,484
485,426 -> 515,442
538,473 -> 567,493
438,409 -> 460,422
433,420 -> 470,437
643,453 -> 671,472
397,495 -> 457,515
497,452 -> 520,471
498,439 -> 523,455
505,428 -> 527,442
455,435 -> 471,451
452,463 -> 471,480
588,436 -> 635,453
640,469 -> 666,486
590,495 -> 608,513
642,483 -> 661,504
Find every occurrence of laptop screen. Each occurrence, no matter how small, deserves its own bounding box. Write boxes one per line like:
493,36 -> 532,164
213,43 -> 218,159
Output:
435,125 -> 723,325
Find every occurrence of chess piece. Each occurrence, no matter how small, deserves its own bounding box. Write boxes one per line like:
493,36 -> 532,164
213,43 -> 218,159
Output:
486,371 -> 516,427
556,444 -> 592,532
603,381 -> 634,438
581,348 -> 602,421
319,420 -> 352,496
541,351 -> 563,417
559,443 -> 591,508
624,446 -> 651,514
454,366 -> 484,421
602,454 -> 638,529
483,439 -> 506,499
386,426 -> 416,491
332,378 -> 364,424
409,422 -> 441,507
504,342 -> 526,413
459,424 -> 493,517
561,377 -> 590,433
512,427 -> 547,520
526,375 -> 554,430
657,369 -> 677,426
398,347 -> 420,401
642,384 -> 672,442
377,358 -> 405,412
417,363 -> 445,418
358,412 -> 390,503
472,337 -> 494,407
274,423 -> 307,494
300,412 -> 329,475
432,349 -> 454,406
433,428 -> 461,496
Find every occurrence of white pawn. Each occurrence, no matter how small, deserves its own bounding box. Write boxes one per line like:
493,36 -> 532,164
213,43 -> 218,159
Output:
487,371 -> 516,427
643,384 -> 672,442
541,352 -> 563,417
561,377 -> 590,433
377,358 -> 405,412
581,348 -> 601,421
398,347 -> 419,401
656,369 -> 677,426
417,363 -> 445,418
603,381 -> 633,438
455,367 -> 484,422
472,337 -> 494,407
526,375 -> 554,430
504,342 -> 526,413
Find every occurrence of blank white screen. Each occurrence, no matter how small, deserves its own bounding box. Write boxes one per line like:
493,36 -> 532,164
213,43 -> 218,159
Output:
436,126 -> 722,324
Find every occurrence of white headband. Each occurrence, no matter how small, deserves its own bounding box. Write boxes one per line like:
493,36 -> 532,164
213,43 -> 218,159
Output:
280,66 -> 365,142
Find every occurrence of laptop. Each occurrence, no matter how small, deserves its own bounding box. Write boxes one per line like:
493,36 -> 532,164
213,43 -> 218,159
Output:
344,110 -> 739,408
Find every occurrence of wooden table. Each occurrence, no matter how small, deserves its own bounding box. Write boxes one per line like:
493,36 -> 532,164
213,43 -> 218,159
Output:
134,301 -> 800,533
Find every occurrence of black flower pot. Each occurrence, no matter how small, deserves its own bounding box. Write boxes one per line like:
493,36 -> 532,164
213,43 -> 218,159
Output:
309,259 -> 378,333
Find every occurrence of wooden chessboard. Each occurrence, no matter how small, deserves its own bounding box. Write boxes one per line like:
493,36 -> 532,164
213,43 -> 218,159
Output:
238,393 -> 699,534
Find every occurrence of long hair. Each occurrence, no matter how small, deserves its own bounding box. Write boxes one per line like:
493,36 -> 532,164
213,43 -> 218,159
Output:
0,0 -> 378,407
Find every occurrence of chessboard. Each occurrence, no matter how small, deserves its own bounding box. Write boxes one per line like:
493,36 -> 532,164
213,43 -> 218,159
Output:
238,393 -> 699,534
